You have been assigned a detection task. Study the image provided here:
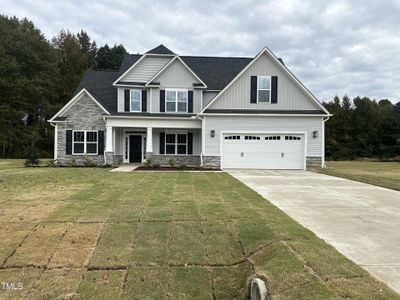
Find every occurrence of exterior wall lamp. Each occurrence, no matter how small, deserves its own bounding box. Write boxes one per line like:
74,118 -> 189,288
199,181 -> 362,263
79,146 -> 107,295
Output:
211,130 -> 215,138
312,131 -> 318,139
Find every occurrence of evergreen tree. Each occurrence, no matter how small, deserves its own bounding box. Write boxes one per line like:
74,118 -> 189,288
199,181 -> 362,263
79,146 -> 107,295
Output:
94,44 -> 127,69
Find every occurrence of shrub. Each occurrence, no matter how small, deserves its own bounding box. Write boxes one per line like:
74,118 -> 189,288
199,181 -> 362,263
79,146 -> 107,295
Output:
152,163 -> 160,169
83,156 -> 96,167
24,144 -> 40,167
46,159 -> 57,167
144,157 -> 153,167
168,158 -> 176,168
65,158 -> 77,167
177,163 -> 186,170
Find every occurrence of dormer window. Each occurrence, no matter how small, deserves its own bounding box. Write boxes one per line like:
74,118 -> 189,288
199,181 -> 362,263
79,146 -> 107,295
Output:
257,76 -> 271,102
166,89 -> 188,112
130,90 -> 141,112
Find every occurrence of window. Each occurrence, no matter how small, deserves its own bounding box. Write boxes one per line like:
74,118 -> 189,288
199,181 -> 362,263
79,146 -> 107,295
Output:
130,90 -> 141,112
244,136 -> 260,140
285,135 -> 301,140
73,130 -> 98,155
224,135 -> 240,140
265,136 -> 281,140
165,89 -> 188,112
165,133 -> 187,155
258,76 -> 271,102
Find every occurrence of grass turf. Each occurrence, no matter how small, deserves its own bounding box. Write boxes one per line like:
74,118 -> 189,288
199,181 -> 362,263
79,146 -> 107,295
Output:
0,159 -> 398,299
316,161 -> 400,191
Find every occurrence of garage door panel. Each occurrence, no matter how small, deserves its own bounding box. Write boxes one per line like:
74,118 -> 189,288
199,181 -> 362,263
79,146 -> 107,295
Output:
222,134 -> 304,169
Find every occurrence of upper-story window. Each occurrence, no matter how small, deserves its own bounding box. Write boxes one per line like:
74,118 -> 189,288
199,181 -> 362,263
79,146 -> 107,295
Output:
130,90 -> 141,112
257,76 -> 271,102
166,89 -> 187,112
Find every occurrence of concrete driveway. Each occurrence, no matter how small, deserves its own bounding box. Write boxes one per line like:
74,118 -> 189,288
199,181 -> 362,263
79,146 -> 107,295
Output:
227,169 -> 400,293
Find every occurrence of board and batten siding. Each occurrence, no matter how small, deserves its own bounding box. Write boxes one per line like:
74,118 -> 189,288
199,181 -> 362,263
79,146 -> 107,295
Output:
204,116 -> 323,157
119,56 -> 172,83
149,59 -> 202,113
208,54 -> 320,110
203,91 -> 218,108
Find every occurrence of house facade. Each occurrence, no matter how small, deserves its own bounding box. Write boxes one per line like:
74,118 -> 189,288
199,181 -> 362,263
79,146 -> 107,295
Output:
49,45 -> 330,169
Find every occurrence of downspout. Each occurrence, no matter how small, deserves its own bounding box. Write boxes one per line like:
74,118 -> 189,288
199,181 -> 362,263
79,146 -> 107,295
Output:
49,121 -> 57,161
102,116 -> 107,165
322,116 -> 330,168
197,114 -> 204,167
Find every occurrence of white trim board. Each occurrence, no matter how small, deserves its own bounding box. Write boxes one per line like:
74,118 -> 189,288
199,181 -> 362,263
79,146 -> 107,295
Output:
201,47 -> 330,115
49,88 -> 109,122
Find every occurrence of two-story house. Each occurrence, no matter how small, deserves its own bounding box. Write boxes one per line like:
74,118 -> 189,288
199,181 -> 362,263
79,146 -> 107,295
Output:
49,45 -> 330,169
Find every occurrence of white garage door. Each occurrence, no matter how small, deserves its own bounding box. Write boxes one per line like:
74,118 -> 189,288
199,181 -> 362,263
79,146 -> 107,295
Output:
222,133 -> 305,169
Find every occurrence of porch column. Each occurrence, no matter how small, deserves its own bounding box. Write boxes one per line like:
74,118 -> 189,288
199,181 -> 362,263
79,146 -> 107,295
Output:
146,127 -> 153,159
105,126 -> 113,152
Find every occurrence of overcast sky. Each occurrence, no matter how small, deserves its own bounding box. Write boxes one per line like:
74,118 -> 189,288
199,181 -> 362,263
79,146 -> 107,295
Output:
2,0 -> 400,103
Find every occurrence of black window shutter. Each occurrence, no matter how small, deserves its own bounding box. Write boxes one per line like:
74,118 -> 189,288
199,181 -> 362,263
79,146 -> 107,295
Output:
160,90 -> 165,112
187,132 -> 193,155
250,76 -> 257,103
98,130 -> 104,154
271,76 -> 278,104
124,89 -> 130,111
188,91 -> 193,113
66,130 -> 72,155
142,90 -> 147,112
159,132 -> 165,154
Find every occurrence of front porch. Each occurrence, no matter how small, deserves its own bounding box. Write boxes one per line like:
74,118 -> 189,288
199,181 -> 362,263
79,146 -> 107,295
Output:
104,116 -> 202,166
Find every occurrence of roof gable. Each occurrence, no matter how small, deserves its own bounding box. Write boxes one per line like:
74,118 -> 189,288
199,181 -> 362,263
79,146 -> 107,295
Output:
202,48 -> 330,115
149,56 -> 206,88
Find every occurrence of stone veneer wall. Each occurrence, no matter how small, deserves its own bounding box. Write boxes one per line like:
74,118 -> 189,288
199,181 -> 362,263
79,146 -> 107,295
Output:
202,156 -> 221,169
56,93 -> 106,166
306,156 -> 322,169
152,155 -> 200,166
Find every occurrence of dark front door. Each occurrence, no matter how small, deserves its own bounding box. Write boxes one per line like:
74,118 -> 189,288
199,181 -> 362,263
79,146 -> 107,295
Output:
129,135 -> 142,163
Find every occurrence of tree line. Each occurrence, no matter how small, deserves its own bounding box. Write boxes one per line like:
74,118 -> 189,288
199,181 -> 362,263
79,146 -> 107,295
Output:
323,96 -> 400,160
0,15 -> 126,158
0,15 -> 399,160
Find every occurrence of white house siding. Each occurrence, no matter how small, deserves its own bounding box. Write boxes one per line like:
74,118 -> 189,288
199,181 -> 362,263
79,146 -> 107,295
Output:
208,54 -> 320,111
203,91 -> 218,108
203,116 -> 323,157
120,56 -> 172,83
151,59 -> 202,113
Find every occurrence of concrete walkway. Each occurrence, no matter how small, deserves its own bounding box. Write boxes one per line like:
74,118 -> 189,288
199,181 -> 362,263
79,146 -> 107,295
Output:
110,164 -> 140,172
227,169 -> 400,293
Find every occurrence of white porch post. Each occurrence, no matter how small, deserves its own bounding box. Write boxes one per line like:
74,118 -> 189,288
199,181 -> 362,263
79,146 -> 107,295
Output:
146,127 -> 153,158
105,126 -> 113,152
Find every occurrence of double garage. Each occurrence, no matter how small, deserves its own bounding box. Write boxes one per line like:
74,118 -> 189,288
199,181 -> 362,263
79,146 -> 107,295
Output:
221,133 -> 306,170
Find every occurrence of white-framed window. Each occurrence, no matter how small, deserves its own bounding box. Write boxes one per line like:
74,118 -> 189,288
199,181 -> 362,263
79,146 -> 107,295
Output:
73,130 -> 98,155
165,89 -> 188,112
130,90 -> 141,112
257,76 -> 271,102
165,133 -> 187,155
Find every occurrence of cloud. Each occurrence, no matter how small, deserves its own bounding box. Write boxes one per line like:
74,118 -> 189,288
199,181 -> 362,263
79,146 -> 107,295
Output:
1,0 -> 400,102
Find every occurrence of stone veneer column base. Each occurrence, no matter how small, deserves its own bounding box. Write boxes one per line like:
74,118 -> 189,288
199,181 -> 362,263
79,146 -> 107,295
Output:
306,156 -> 322,169
152,155 -> 200,166
202,156 -> 221,169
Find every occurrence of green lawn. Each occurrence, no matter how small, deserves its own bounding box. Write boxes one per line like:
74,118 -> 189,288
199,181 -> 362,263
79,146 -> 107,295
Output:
0,159 -> 398,299
316,161 -> 400,191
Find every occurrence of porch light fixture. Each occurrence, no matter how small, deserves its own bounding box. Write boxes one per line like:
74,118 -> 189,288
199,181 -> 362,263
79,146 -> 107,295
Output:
312,131 -> 318,139
210,130 -> 215,138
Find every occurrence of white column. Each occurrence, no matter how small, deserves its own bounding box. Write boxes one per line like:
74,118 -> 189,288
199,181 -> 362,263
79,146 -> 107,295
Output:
106,126 -> 113,152
146,127 -> 153,153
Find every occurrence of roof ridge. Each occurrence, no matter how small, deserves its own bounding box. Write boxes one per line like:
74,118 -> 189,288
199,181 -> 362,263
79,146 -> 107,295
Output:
181,55 -> 252,59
